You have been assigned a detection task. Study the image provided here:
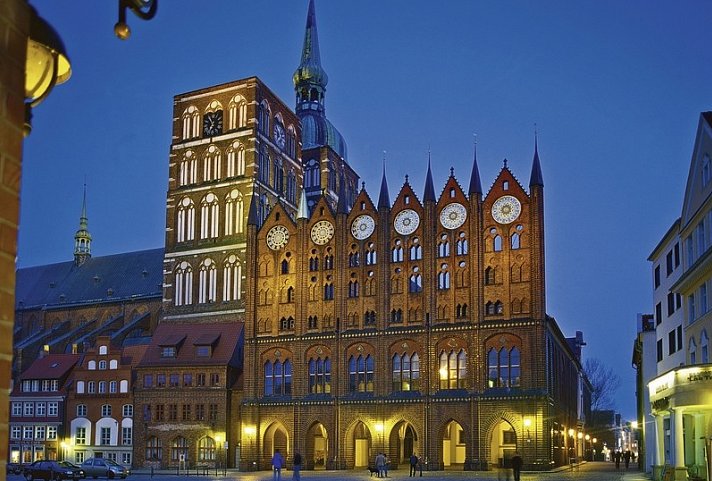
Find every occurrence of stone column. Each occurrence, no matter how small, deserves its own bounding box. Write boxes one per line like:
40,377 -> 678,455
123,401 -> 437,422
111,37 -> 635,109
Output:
672,408 -> 687,481
694,414 -> 704,472
655,414 -> 665,465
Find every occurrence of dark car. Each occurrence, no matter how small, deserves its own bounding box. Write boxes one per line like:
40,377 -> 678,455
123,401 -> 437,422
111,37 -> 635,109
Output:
23,460 -> 85,481
7,463 -> 22,475
79,459 -> 128,479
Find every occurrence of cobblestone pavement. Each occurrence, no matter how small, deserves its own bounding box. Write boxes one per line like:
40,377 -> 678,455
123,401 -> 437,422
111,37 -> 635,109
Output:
8,462 -> 652,481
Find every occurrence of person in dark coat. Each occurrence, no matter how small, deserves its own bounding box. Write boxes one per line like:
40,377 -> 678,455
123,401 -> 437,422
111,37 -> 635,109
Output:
623,450 -> 631,469
614,450 -> 621,470
409,453 -> 418,477
511,451 -> 523,481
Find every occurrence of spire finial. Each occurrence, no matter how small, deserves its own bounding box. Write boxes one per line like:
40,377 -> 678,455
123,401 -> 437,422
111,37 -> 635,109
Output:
469,133 -> 482,195
530,128 -> 544,187
378,153 -> 390,209
74,182 -> 92,265
424,151 -> 436,202
503,158 -> 508,168
450,167 -> 454,177
405,174 -> 409,183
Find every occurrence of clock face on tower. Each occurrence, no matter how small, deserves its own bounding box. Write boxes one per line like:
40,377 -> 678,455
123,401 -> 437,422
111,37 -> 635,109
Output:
394,209 -> 420,235
203,111 -> 223,137
439,202 -> 467,230
273,122 -> 286,149
310,220 -> 335,245
266,225 -> 290,250
351,214 -> 375,240
491,195 -> 522,224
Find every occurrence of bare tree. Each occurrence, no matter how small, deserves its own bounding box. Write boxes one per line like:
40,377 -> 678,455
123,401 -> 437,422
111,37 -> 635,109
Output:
584,358 -> 621,411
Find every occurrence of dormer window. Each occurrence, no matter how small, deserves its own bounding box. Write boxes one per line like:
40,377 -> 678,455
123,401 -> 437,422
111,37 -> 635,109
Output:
193,333 -> 220,359
161,347 -> 176,358
98,360 -> 107,370
196,346 -> 211,357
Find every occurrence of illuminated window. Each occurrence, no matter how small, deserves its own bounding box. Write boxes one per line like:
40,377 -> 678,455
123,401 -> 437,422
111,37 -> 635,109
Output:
308,357 -> 331,394
198,258 -> 217,304
392,353 -> 420,391
176,197 -> 195,243
487,346 -> 521,388
348,354 -> 374,393
264,359 -> 292,395
439,349 -> 466,389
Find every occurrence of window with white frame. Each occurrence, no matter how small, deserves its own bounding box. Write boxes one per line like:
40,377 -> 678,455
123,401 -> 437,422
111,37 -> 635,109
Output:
76,381 -> 85,394
99,381 -> 106,394
48,402 -> 58,416
198,258 -> 217,303
110,381 -> 117,393
23,426 -> 33,439
226,141 -> 245,177
47,426 -> 57,440
228,95 -> 247,130
23,403 -> 34,416
99,360 -> 107,370
88,381 -> 96,394
123,404 -> 133,417
223,255 -> 242,302
122,453 -> 131,465
35,426 -> 45,440
702,330 -> 709,363
200,193 -> 219,239
11,426 -> 21,439
174,261 -> 193,306
35,402 -> 46,416
77,404 -> 87,417
74,452 -> 85,464
224,190 -> 244,236
110,359 -> 118,369
75,427 -> 86,445
176,197 -> 195,243
12,402 -> 21,416
202,145 -> 222,182
100,427 -> 111,445
182,105 -> 200,140
122,427 -> 132,446
102,404 -> 112,417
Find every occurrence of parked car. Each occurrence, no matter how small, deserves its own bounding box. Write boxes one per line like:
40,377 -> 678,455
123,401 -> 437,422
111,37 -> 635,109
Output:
79,459 -> 128,479
23,460 -> 85,480
7,462 -> 22,475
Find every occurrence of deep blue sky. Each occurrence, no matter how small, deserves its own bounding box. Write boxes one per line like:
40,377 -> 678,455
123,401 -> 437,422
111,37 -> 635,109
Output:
21,1 -> 712,419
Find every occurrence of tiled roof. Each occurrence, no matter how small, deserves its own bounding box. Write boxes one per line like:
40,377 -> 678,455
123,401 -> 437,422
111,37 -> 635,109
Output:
19,353 -> 80,380
121,344 -> 149,369
15,248 -> 164,309
138,322 -> 243,368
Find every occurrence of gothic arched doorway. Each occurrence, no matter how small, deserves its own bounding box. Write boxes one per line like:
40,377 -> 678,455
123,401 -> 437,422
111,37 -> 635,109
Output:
490,419 -> 517,468
305,422 -> 328,470
352,421 -> 373,468
389,421 -> 418,466
442,420 -> 465,469
263,422 -> 289,463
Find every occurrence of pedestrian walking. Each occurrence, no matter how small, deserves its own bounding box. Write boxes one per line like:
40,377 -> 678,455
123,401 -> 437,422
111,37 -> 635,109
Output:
272,449 -> 285,481
375,452 -> 385,478
623,450 -> 631,469
292,451 -> 302,481
511,451 -> 523,481
409,453 -> 418,477
614,450 -> 621,470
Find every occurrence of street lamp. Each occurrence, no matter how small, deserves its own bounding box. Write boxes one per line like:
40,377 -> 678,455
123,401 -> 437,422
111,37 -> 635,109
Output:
584,434 -> 590,460
243,425 -> 256,471
60,441 -> 67,461
375,422 -> 384,450
215,433 -> 224,475
24,7 -> 72,136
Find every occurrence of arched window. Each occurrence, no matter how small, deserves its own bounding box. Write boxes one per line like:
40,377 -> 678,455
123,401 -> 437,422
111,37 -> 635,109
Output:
179,151 -> 197,186
281,259 -> 289,274
702,330 -> 709,363
258,101 -> 270,135
364,310 -> 376,325
88,360 -> 96,370
175,262 -> 193,306
226,141 -> 245,177
305,159 -> 320,188
274,156 -> 284,193
286,169 -> 296,203
327,162 -> 336,192
258,146 -> 270,184
438,267 -> 451,290
171,436 -> 189,462
485,266 -> 496,285
224,190 -> 244,236
264,359 -> 292,395
324,283 -> 334,300
409,269 -> 422,293
392,240 -> 404,262
228,95 -> 247,130
410,239 -> 422,260
145,436 -> 162,461
308,357 -> 331,393
309,256 -> 319,271
176,197 -> 195,243
222,255 -> 242,302
390,309 -> 403,324
456,303 -> 468,319
690,337 -> 697,364
279,316 -> 295,330
181,105 -> 200,140
198,259 -> 217,304
485,301 -> 495,315
200,193 -> 219,239
392,352 -> 420,391
349,251 -> 360,267
286,287 -> 294,303
456,232 -> 468,255
202,145 -> 222,182
488,346 -> 521,388
365,243 -> 377,265
493,235 -> 503,252
324,253 -> 334,270
348,280 -> 360,298
511,233 -> 521,249
198,437 -> 216,462
438,234 -> 450,257
348,354 -> 374,392
495,301 -> 504,314
439,349 -> 466,389
258,194 -> 269,226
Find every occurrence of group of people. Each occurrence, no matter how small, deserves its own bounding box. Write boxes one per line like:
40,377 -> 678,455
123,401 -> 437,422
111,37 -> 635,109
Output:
373,452 -> 390,477
408,453 -> 424,477
613,449 -> 635,470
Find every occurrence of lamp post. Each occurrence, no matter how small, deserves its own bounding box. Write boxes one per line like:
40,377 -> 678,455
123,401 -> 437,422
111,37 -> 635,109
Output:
584,434 -> 590,461
577,432 -> 583,459
568,428 -> 575,467
592,438 -> 598,461
60,441 -> 66,461
244,426 -> 256,471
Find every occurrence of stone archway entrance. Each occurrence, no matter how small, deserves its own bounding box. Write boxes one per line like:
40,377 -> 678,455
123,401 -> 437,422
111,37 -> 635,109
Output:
442,420 -> 465,469
263,422 -> 289,462
389,421 -> 418,466
305,422 -> 328,470
490,419 -> 517,468
352,421 -> 373,468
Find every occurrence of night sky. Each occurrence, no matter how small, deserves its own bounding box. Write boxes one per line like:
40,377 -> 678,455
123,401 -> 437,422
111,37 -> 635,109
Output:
20,1 -> 712,420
